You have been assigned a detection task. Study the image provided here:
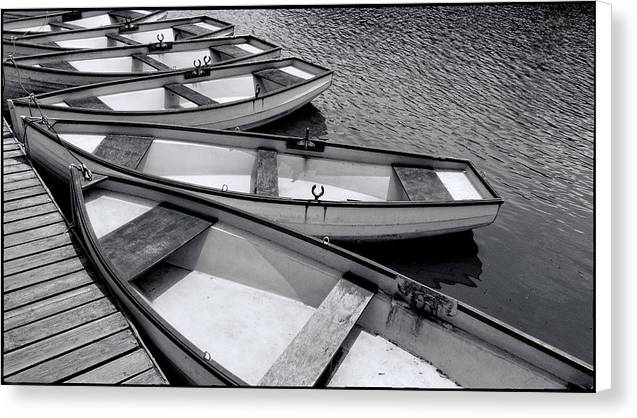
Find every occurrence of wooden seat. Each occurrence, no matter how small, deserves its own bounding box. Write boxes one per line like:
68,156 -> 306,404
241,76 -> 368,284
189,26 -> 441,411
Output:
105,33 -> 141,46
38,61 -> 77,72
255,149 -> 279,197
393,165 -> 452,202
253,68 -> 302,93
64,96 -> 111,110
93,134 -> 154,169
48,21 -> 83,30
210,44 -> 253,61
258,275 -> 375,386
164,83 -> 218,107
132,53 -> 173,71
98,204 -> 213,281
173,24 -> 213,38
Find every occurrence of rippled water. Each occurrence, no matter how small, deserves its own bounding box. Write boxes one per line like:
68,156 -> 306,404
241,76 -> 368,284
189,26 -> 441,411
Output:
170,3 -> 596,363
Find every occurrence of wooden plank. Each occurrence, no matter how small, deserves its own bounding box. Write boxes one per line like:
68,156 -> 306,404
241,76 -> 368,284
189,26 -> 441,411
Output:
3,162 -> 32,175
99,203 -> 212,281
3,244 -> 80,276
173,23 -> 212,37
258,278 -> 374,386
93,134 -> 154,169
4,285 -> 103,330
4,298 -> 117,352
106,33 -> 141,45
3,232 -> 72,262
109,10 -> 146,21
132,53 -> 172,71
4,256 -> 87,292
3,155 -> 29,166
122,368 -> 166,385
254,68 -> 302,91
65,349 -> 155,384
3,270 -> 93,311
3,193 -> 52,212
3,313 -> 129,377
3,222 -> 68,248
211,44 -> 253,60
3,169 -> 36,183
3,211 -> 64,235
255,149 -> 279,197
3,202 -> 58,224
4,329 -> 138,383
3,177 -> 41,191
393,166 -> 453,202
3,149 -> 24,159
3,185 -> 47,203
64,96 -> 111,110
3,143 -> 21,151
164,83 -> 217,106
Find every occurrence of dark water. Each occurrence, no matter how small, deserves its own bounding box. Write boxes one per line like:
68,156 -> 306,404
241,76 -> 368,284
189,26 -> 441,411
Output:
169,3 -> 595,363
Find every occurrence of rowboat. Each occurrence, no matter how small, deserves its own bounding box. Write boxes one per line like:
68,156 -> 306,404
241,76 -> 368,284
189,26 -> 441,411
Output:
2,15 -> 234,58
3,10 -> 73,23
2,9 -> 166,37
8,58 -> 333,134
63,166 -> 593,388
23,118 -> 502,240
3,36 -> 282,99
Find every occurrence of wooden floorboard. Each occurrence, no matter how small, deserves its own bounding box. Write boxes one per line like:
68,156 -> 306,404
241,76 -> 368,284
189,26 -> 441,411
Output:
3,202 -> 59,225
2,120 -> 167,385
4,211 -> 64,235
3,232 -> 73,262
3,222 -> 68,249
3,270 -> 94,311
122,368 -> 167,385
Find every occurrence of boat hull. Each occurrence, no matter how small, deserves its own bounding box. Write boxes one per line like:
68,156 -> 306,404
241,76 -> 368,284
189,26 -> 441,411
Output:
9,73 -> 333,133
26,123 -> 499,241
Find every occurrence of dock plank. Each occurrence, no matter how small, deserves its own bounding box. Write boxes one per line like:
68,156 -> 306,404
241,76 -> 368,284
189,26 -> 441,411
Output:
122,368 -> 167,385
3,313 -> 129,377
3,211 -> 64,235
4,329 -> 138,383
3,170 -> 36,183
3,244 -> 82,278
3,202 -> 58,224
99,203 -> 212,281
3,193 -> 52,212
3,177 -> 41,191
4,162 -> 32,175
3,221 -> 68,248
3,232 -> 72,262
3,185 -> 47,202
66,349 -> 155,384
4,285 -> 104,330
4,256 -> 87,292
258,278 -> 374,386
4,298 -> 117,352
3,270 -> 93,311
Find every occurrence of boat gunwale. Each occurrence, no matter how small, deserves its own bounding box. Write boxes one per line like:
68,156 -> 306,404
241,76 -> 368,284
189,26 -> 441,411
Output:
10,57 -> 333,116
25,117 -> 504,207
3,35 -> 284,77
69,169 -> 593,386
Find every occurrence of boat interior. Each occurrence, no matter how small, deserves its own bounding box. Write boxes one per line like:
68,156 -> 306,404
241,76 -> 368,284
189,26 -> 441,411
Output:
31,42 -> 272,74
59,130 -> 490,203
82,183 -> 461,387
48,62 -> 321,111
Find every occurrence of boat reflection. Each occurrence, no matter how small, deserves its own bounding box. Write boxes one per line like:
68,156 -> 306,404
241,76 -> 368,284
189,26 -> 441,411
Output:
342,231 -> 482,290
258,103 -> 328,138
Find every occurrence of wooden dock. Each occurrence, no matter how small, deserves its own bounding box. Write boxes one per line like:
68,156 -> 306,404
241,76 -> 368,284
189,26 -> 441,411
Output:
2,119 -> 168,385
